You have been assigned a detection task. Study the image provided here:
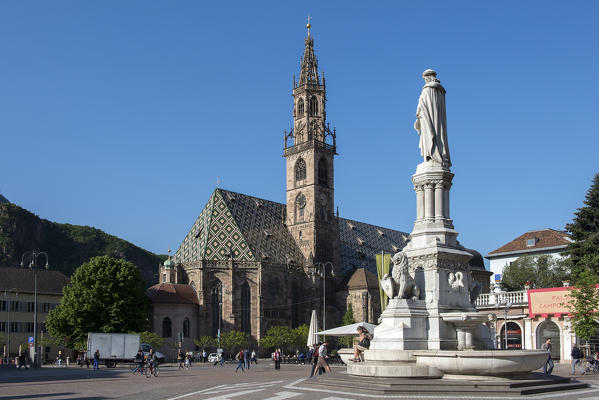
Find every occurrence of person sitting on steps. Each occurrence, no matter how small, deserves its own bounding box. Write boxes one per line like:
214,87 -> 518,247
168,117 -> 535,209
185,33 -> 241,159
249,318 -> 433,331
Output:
350,326 -> 371,362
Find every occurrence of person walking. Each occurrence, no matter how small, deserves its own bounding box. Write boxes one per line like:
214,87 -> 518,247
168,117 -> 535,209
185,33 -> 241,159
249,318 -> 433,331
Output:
316,341 -> 332,374
251,349 -> 257,365
235,350 -> 245,372
93,349 -> 100,370
17,351 -> 28,370
177,349 -> 185,370
571,343 -> 586,375
184,352 -> 191,370
309,344 -> 320,377
243,348 -> 250,370
541,338 -> 554,375
202,349 -> 207,363
273,348 -> 281,370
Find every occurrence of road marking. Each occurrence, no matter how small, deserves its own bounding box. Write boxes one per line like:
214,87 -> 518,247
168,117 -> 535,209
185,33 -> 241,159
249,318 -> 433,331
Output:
202,388 -> 265,400
320,397 -> 355,400
262,391 -> 303,400
166,385 -> 226,400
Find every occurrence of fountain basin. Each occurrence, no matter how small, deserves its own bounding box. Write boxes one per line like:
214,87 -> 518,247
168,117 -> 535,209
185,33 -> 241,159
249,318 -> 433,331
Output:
413,350 -> 548,376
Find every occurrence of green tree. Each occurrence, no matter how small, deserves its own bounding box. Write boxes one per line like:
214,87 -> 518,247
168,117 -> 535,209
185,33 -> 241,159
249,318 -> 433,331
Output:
339,304 -> 356,348
500,255 -> 569,291
0,332 -> 7,346
292,324 -> 309,348
45,256 -> 150,349
259,325 -> 295,351
220,330 -> 249,353
140,331 -> 165,349
194,335 -> 216,350
567,268 -> 599,342
564,173 -> 599,279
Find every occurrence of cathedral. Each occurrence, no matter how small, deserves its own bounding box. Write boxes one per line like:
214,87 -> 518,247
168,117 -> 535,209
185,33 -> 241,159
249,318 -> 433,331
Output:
147,27 -> 489,354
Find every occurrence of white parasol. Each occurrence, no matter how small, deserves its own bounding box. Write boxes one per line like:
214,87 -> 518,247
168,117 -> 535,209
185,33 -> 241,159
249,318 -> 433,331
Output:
307,309 -> 319,348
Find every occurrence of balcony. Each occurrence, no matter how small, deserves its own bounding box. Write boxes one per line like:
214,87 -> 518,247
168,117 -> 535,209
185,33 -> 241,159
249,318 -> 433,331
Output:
475,290 -> 527,308
283,139 -> 336,157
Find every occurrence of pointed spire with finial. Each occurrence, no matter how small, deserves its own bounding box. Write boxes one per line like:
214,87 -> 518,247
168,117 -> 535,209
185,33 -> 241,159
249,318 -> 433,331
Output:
299,15 -> 319,85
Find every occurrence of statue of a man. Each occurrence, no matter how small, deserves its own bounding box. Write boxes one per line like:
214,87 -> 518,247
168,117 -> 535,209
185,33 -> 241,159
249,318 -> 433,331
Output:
414,69 -> 451,167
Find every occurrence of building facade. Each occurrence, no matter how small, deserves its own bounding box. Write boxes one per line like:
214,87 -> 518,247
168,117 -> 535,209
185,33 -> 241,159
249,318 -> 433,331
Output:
0,268 -> 69,362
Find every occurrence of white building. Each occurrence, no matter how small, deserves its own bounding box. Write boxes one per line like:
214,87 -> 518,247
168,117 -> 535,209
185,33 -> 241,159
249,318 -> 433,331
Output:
485,229 -> 571,283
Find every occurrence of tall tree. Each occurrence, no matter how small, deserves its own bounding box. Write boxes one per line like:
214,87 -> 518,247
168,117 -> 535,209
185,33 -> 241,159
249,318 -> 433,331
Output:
567,268 -> 599,342
194,335 -> 216,350
564,173 -> 599,279
500,255 -> 569,291
45,256 -> 149,350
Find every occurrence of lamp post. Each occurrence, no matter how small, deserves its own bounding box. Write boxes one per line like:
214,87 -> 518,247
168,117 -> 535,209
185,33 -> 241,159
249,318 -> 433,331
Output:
211,282 -> 222,349
21,251 -> 49,368
3,288 -> 18,364
314,262 -> 334,332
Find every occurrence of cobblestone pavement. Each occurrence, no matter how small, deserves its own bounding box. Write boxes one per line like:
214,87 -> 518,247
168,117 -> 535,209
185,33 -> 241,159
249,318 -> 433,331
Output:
1,361 -> 599,400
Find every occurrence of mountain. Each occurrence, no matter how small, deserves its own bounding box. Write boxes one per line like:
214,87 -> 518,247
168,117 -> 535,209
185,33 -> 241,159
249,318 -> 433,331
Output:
0,201 -> 166,285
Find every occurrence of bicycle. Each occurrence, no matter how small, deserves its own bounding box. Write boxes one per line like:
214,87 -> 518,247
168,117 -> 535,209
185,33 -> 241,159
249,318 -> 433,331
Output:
145,362 -> 159,378
584,356 -> 599,374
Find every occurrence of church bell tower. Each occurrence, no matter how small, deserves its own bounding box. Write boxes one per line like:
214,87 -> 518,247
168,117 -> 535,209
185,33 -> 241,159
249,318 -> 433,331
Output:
284,23 -> 338,267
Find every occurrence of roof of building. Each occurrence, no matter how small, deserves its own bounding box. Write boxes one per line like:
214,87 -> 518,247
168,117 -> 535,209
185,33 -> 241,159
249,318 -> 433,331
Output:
486,229 -> 571,258
347,268 -> 379,290
0,267 -> 69,295
174,188 -> 485,277
147,283 -> 199,305
0,194 -> 9,204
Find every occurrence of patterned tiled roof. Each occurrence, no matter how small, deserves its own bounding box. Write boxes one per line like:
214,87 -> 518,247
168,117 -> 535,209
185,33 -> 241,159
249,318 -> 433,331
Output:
337,217 -> 408,276
174,189 -> 305,265
147,283 -> 199,305
487,229 -> 571,257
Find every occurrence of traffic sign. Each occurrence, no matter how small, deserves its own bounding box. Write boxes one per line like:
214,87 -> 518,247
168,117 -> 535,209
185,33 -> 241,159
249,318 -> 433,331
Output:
28,336 -> 34,344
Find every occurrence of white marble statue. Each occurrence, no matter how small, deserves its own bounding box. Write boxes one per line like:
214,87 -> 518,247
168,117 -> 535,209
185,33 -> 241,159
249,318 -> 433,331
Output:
414,69 -> 451,167
380,252 -> 420,300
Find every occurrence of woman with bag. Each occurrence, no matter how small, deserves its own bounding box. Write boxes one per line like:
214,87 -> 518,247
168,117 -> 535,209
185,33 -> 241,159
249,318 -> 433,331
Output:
350,326 -> 371,362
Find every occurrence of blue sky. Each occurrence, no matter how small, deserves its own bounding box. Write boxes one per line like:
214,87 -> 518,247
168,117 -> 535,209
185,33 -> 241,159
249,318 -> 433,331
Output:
1,1 -> 597,264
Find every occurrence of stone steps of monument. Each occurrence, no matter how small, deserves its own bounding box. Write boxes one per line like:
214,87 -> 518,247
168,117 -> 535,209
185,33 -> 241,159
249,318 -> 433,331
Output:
306,374 -> 589,396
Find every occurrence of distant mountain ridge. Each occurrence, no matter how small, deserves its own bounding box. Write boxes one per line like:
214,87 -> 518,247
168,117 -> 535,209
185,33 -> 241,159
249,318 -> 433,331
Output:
0,200 -> 165,285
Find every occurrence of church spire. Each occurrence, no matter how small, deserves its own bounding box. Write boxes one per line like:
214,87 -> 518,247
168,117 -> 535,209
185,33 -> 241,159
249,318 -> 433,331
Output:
298,21 -> 319,86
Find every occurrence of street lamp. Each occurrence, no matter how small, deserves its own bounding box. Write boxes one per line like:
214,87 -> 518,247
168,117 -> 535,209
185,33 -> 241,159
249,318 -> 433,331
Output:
3,288 -> 18,364
211,282 -> 223,349
21,251 -> 49,368
313,262 -> 335,332
503,301 -> 512,350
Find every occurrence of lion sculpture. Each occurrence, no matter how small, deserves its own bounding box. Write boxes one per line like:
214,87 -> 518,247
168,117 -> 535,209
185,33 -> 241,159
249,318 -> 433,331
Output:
380,252 -> 421,300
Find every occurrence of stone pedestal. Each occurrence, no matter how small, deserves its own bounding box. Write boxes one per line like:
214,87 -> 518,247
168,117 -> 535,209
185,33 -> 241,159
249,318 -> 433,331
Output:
369,298 -> 428,351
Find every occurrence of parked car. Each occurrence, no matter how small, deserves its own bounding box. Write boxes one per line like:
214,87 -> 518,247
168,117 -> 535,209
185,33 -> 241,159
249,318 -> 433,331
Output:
140,343 -> 166,364
207,353 -> 219,363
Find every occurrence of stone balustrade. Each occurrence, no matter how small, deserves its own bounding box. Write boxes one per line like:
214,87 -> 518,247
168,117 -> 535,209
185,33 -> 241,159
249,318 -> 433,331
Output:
475,290 -> 527,307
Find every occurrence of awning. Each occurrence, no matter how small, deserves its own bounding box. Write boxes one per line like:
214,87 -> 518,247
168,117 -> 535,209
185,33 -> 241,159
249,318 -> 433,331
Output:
316,322 -> 377,336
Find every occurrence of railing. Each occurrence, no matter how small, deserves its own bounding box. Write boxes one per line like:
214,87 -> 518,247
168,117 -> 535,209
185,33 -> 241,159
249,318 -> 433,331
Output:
475,290 -> 527,307
284,139 -> 336,156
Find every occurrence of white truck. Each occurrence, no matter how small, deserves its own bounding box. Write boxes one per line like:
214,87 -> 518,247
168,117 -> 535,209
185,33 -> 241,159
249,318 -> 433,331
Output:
87,332 -> 140,368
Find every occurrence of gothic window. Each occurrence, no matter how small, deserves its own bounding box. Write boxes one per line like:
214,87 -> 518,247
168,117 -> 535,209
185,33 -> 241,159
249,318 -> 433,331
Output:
211,280 -> 222,338
241,282 -> 251,334
297,98 -> 304,116
309,96 -> 318,116
318,158 -> 328,186
295,193 -> 306,223
162,317 -> 172,338
295,158 -> 306,182
183,317 -> 190,338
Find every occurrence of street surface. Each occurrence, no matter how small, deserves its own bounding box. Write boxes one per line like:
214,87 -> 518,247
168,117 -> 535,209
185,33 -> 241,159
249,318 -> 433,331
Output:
1,361 -> 599,400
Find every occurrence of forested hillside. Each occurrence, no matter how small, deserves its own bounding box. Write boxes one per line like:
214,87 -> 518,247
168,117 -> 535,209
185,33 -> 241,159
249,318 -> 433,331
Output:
0,200 -> 165,285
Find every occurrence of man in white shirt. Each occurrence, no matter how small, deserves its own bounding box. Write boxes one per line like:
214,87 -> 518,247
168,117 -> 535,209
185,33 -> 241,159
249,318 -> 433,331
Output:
316,340 -> 331,373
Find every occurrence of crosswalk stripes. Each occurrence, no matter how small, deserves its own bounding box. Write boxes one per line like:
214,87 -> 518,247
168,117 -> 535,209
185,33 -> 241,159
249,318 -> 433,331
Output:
261,391 -> 303,400
202,388 -> 266,400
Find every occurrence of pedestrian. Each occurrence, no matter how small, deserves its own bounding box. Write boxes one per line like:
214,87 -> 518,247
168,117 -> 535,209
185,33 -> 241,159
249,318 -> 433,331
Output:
571,343 -> 586,375
17,351 -> 28,370
93,349 -> 100,370
178,349 -> 185,369
251,349 -> 257,365
84,353 -> 90,368
133,350 -> 144,375
541,338 -> 554,375
202,349 -> 207,363
316,341 -> 332,374
185,353 -> 191,370
235,350 -> 245,372
243,348 -> 250,370
309,343 -> 320,377
273,348 -> 281,370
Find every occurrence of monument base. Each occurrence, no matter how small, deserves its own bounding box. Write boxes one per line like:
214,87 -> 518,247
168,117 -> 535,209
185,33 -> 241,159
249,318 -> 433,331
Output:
369,298 -> 428,351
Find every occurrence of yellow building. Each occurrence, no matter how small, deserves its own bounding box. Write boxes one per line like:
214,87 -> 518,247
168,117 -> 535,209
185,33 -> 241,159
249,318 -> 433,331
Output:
0,268 -> 69,363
